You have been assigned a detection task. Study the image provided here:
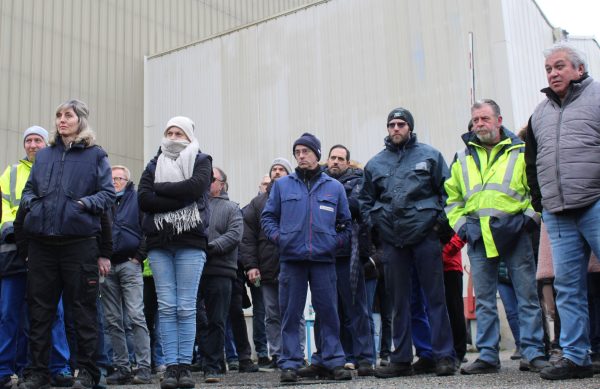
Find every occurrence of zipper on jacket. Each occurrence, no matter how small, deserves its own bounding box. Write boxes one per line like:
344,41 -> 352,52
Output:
555,107 -> 565,209
51,148 -> 69,235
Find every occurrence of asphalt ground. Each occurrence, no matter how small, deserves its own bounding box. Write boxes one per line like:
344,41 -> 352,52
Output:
101,351 -> 600,389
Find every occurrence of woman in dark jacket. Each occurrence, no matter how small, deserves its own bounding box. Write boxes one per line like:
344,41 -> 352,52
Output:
18,99 -> 116,389
138,116 -> 212,389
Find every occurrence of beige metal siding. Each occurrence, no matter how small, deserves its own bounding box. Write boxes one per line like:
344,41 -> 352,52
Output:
145,0 -> 565,206
0,0 -> 316,180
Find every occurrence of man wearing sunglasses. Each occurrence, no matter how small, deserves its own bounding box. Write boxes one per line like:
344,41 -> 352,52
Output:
359,108 -> 457,378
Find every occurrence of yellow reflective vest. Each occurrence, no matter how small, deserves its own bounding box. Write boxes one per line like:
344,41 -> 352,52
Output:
0,158 -> 32,229
444,131 -> 539,258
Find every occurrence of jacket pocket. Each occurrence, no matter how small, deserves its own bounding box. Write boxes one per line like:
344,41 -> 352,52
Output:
313,195 -> 338,232
61,197 -> 99,235
24,198 -> 44,235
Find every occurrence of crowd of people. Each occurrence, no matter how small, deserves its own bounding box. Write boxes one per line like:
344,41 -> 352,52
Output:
1,41 -> 600,389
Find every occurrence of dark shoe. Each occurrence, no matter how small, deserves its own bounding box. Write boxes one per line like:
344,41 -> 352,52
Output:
332,366 -> 352,381
189,362 -> 202,373
238,359 -> 259,373
71,369 -> 95,389
412,357 -> 436,375
510,349 -> 522,360
131,367 -> 151,385
519,356 -> 550,373
18,372 -> 50,389
227,360 -> 239,371
51,372 -> 74,387
460,359 -> 499,375
1,376 -> 13,389
374,362 -> 413,378
436,357 -> 458,376
540,357 -> 593,380
257,356 -> 271,368
203,371 -> 222,384
357,362 -> 374,376
549,348 -> 563,364
280,369 -> 297,383
592,353 -> 600,374
160,365 -> 179,389
379,356 -> 390,367
177,365 -> 194,388
106,367 -> 131,385
297,364 -> 331,379
268,356 -> 279,369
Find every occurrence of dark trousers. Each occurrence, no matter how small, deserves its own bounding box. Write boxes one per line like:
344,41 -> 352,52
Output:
249,285 -> 268,358
279,261 -> 345,370
383,233 -> 455,363
229,286 -> 252,362
143,276 -> 160,367
198,275 -> 232,373
27,239 -> 100,383
375,269 -> 393,358
588,272 -> 600,354
444,271 -> 467,361
314,258 -> 374,365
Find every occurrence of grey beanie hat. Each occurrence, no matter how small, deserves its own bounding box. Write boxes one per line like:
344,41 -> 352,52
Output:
387,107 -> 415,131
270,157 -> 293,175
23,125 -> 49,145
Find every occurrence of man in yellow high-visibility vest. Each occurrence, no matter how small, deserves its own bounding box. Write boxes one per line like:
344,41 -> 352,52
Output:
445,99 -> 547,376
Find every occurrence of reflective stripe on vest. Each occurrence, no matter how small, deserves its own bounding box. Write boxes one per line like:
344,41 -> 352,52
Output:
8,164 -> 20,207
456,148 -> 522,203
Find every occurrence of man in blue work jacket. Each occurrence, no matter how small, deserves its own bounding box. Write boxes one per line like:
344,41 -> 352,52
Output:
261,132 -> 352,383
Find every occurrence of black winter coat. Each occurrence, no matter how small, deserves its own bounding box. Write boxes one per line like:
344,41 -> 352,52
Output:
240,190 -> 280,284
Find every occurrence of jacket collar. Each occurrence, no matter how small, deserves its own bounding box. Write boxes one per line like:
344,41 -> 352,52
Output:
384,133 -> 417,152
541,73 -> 591,106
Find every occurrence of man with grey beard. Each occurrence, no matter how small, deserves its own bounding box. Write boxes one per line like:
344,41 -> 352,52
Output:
445,99 -> 547,375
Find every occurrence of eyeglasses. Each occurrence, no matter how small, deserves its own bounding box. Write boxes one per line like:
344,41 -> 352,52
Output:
112,177 -> 128,183
387,122 -> 408,129
212,177 -> 224,183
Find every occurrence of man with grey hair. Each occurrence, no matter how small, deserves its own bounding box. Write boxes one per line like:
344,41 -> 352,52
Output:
525,43 -> 600,380
102,165 -> 152,385
445,99 -> 547,376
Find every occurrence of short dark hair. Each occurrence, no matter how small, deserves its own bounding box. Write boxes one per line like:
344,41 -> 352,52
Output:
328,144 -> 350,161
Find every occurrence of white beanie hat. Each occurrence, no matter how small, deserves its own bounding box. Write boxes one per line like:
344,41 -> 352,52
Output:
23,125 -> 49,145
164,116 -> 195,142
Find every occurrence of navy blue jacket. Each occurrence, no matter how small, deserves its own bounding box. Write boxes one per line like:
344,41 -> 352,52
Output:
21,135 -> 116,238
261,169 -> 351,263
359,134 -> 449,247
138,151 -> 212,251
110,182 -> 146,264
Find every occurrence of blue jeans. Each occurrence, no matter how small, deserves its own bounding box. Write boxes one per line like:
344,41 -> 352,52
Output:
543,200 -> 600,366
279,261 -> 345,370
468,233 -> 545,364
382,233 -> 455,363
497,282 -> 520,349
149,247 -> 206,365
0,274 -> 28,378
0,274 -> 71,378
101,260 -> 151,369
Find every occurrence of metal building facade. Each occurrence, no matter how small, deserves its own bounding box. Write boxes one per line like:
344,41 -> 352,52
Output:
0,0 -> 316,179
145,0 -> 598,206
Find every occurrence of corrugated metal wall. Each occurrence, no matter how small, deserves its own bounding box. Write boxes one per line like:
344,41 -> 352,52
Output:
570,37 -> 600,78
0,0 -> 315,180
145,0 -> 567,206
